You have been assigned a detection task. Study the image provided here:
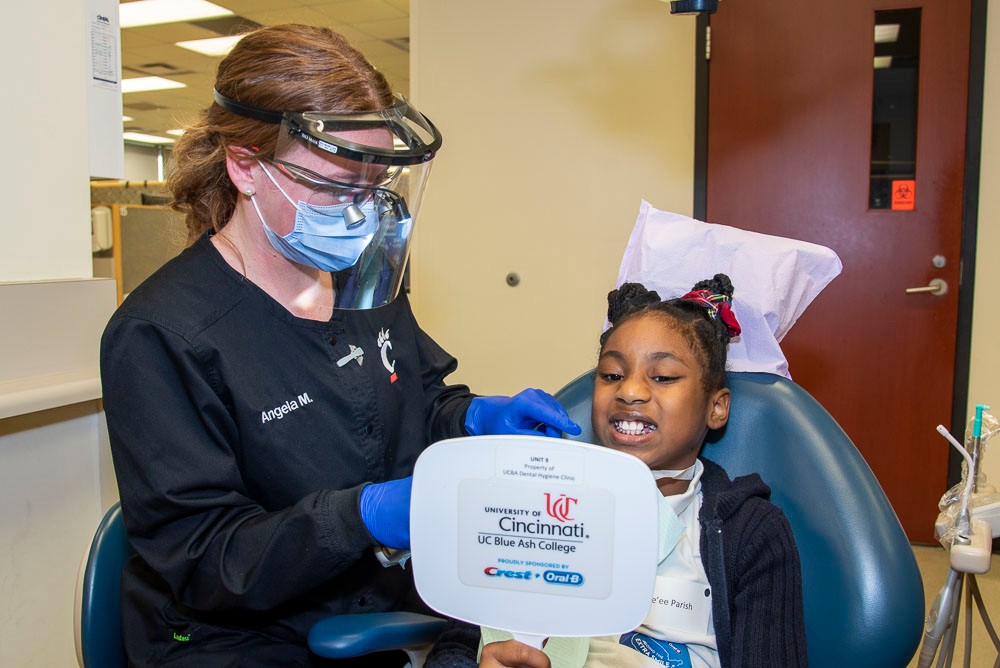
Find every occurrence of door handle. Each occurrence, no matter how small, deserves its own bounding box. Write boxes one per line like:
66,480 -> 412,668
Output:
905,278 -> 948,296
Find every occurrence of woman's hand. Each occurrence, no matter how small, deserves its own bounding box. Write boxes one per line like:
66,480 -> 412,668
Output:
359,476 -> 412,549
464,389 -> 581,438
480,640 -> 551,668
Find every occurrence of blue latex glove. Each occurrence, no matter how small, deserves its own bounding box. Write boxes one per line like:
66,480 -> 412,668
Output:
464,388 -> 582,438
359,476 -> 412,550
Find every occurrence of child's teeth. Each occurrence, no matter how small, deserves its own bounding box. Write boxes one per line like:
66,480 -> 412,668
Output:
614,420 -> 656,435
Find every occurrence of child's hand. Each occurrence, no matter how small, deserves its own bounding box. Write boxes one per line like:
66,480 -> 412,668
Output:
480,639 -> 551,668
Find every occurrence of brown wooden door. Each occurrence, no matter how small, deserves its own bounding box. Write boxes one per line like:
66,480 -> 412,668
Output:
706,0 -> 970,543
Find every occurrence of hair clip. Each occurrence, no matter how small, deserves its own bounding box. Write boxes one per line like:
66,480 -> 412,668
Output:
680,289 -> 742,337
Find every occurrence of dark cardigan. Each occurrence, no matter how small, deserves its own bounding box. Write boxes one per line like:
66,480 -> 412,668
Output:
698,457 -> 808,667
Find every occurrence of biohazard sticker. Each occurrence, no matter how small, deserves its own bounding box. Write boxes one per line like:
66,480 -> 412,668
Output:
891,180 -> 916,211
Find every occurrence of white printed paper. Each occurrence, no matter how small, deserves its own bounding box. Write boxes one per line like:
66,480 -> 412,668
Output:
458,479 -> 615,599
90,13 -> 118,89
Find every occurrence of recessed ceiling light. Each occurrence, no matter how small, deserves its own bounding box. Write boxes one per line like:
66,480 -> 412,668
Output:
874,24 -> 900,44
175,35 -> 245,57
119,0 -> 233,29
874,56 -> 893,69
122,115 -> 134,122
166,129 -> 186,136
123,132 -> 177,145
122,76 -> 187,93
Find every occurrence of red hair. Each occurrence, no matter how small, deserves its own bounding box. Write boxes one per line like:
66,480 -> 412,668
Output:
167,24 -> 394,242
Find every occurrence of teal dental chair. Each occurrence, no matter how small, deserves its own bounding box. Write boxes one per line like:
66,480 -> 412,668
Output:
76,370 -> 924,667
75,502 -> 130,668
73,503 -> 447,667
554,369 -> 925,668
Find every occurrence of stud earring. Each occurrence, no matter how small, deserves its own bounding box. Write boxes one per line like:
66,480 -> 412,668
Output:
244,188 -> 255,197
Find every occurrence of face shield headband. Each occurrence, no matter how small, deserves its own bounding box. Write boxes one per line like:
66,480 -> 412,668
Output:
213,89 -> 442,166
214,89 -> 442,309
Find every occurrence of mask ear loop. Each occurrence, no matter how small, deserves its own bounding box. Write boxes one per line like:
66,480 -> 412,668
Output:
245,162 -> 291,246
256,161 -> 298,209
259,159 -> 371,228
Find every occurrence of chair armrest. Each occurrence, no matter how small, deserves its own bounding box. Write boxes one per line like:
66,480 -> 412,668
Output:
307,612 -> 448,659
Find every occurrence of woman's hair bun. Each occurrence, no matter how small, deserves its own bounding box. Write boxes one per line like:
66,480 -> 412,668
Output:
607,282 -> 661,325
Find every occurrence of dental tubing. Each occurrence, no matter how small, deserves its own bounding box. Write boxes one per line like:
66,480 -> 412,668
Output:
936,406 -> 999,548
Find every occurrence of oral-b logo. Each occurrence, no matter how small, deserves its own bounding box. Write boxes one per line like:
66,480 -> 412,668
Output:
483,566 -> 537,580
543,570 -> 584,586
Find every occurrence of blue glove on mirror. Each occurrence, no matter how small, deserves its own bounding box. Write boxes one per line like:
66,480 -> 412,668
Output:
464,388 -> 582,438
359,476 -> 412,550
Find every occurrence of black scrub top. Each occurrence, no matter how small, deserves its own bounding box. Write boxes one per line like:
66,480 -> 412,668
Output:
101,234 -> 473,664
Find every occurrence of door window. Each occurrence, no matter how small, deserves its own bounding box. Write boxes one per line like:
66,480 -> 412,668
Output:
869,8 -> 922,210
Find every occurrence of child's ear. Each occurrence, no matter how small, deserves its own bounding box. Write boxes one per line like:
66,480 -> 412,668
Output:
707,388 -> 731,431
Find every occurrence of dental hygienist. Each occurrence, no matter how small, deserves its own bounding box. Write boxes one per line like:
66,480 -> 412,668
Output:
100,24 -> 580,667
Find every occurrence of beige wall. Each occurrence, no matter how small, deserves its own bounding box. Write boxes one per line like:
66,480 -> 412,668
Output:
971,1 -> 1000,485
411,0 -> 696,396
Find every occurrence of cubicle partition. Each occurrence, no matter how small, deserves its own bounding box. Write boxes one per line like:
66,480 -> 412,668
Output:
91,182 -> 188,303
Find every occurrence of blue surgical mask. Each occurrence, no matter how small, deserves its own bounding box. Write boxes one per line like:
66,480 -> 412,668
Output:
251,162 -> 378,272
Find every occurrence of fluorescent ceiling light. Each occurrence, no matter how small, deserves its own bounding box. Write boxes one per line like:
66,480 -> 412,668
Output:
874,24 -> 900,44
123,132 -> 176,145
122,115 -> 134,122
175,35 -> 244,57
119,0 -> 233,28
166,129 -> 186,136
122,76 -> 186,93
873,56 -> 893,69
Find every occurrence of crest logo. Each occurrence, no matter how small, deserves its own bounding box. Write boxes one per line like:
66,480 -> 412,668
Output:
544,492 -> 578,522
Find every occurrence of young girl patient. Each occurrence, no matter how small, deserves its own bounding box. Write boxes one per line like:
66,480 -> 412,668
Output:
428,274 -> 808,668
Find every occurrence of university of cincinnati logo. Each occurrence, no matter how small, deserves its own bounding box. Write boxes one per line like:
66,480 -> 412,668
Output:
378,328 -> 398,383
544,492 -> 578,522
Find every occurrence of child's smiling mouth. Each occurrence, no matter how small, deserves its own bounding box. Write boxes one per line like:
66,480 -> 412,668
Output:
612,418 -> 658,437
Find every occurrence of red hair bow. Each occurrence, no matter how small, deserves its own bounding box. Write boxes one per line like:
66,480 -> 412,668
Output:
680,289 -> 742,338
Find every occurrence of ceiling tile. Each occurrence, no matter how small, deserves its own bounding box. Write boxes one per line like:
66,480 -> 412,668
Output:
119,0 -> 410,141
306,0 -> 404,25
383,0 -> 409,14
354,39 -> 408,64
121,29 -> 162,50
351,17 -> 408,41
241,5 -> 330,26
125,23 -> 223,45
214,0 -> 305,11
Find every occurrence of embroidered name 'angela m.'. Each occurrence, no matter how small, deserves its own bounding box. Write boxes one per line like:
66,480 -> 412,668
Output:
261,392 -> 314,424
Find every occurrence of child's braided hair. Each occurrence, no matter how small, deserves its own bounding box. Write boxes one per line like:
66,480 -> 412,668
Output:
600,274 -> 740,392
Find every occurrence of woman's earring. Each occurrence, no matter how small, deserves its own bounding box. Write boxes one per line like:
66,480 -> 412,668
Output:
244,188 -> 255,197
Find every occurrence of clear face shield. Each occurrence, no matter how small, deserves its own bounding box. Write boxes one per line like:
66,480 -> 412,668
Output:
214,90 -> 442,309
